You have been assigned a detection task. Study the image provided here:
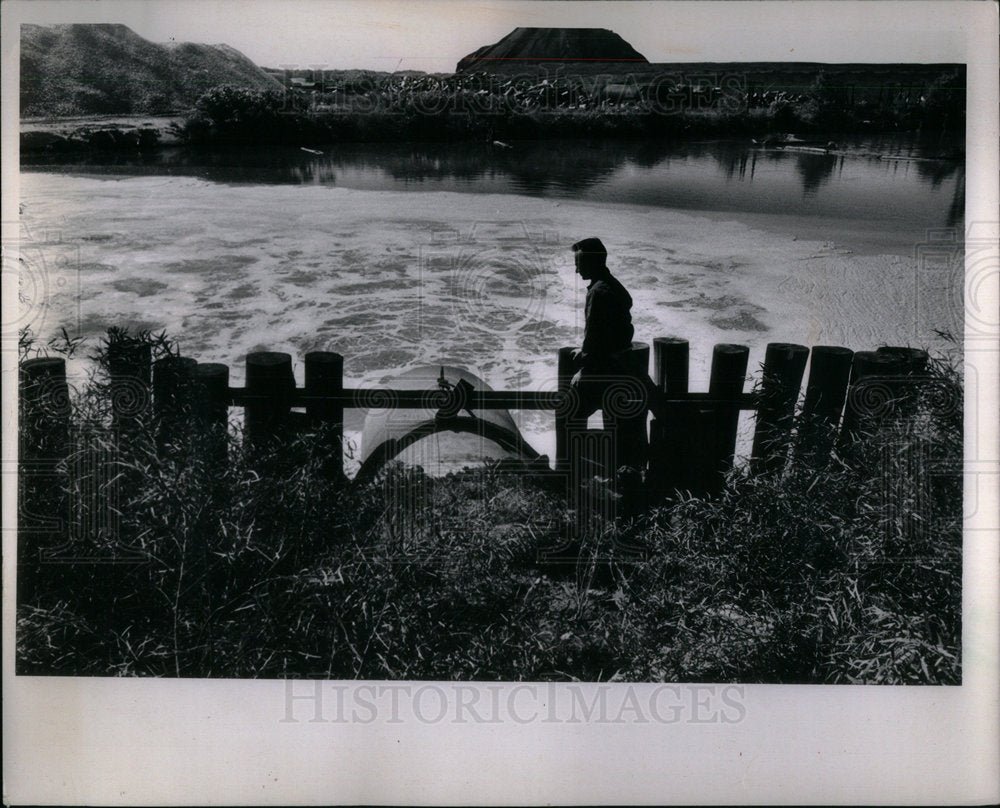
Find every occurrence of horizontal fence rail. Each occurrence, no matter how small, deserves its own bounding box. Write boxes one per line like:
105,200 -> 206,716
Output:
20,337 -> 936,510
225,388 -> 761,410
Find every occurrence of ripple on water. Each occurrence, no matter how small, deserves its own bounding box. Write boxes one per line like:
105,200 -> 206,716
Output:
110,278 -> 168,296
78,311 -> 161,336
351,348 -> 418,373
339,279 -> 418,295
162,255 -> 258,279
78,262 -> 118,274
661,293 -> 754,312
284,270 -> 323,286
227,283 -> 260,301
710,310 -> 769,332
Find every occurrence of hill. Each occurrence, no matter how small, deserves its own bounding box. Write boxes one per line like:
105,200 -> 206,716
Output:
457,27 -> 647,73
20,23 -> 282,117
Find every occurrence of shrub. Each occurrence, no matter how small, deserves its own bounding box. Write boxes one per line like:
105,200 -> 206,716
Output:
183,84 -> 293,143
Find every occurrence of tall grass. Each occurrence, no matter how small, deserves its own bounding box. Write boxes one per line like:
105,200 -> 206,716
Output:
17,329 -> 962,682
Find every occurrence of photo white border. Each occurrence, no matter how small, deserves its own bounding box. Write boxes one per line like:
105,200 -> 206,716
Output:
2,1 -> 998,804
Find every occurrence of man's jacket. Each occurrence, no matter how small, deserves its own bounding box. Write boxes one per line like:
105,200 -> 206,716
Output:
582,270 -> 635,362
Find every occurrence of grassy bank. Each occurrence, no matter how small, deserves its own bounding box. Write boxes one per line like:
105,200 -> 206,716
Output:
17,329 -> 962,682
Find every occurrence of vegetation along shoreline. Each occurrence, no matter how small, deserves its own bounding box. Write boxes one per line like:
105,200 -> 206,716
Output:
21,66 -> 965,154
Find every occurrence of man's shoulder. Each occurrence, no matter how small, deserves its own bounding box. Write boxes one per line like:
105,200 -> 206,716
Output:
589,274 -> 629,298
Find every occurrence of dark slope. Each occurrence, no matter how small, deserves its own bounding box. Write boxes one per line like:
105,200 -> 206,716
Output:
457,27 -> 648,72
21,23 -> 282,117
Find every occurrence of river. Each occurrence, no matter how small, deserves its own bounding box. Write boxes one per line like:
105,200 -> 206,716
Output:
18,135 -> 965,468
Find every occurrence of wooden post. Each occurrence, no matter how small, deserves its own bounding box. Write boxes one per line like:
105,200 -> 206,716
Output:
877,346 -> 929,419
800,346 -> 855,425
648,338 -> 690,501
604,342 -> 650,516
556,346 -> 577,474
709,343 -> 750,442
108,341 -> 152,434
19,357 -> 70,461
874,347 -> 933,545
840,351 -> 906,442
750,343 -> 809,475
569,428 -> 616,540
244,351 -> 295,450
193,363 -> 229,469
106,343 -> 152,569
795,345 -> 854,463
19,357 -> 71,601
653,337 -> 689,394
603,342 -> 650,474
153,356 -> 197,453
876,346 -> 928,375
703,343 -> 749,495
108,340 -> 151,380
305,351 -> 344,480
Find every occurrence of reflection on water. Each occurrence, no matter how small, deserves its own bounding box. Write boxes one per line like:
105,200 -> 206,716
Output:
795,153 -> 838,196
22,133 -> 963,252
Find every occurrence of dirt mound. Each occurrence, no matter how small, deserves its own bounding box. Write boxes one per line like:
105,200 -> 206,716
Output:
457,27 -> 648,72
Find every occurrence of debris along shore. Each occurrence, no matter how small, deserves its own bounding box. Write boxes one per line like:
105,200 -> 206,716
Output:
20,114 -> 187,152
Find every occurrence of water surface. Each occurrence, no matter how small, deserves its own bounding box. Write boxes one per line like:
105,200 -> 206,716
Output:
19,135 -> 964,466
22,134 -> 964,256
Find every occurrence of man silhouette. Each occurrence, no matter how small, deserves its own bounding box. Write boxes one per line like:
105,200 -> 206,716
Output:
571,237 -> 634,366
569,237 -> 639,415
567,237 -> 664,471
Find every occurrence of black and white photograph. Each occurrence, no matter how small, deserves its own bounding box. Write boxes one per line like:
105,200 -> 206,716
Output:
3,0 -> 998,803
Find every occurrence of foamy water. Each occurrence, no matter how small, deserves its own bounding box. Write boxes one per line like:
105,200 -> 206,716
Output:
17,173 -> 961,471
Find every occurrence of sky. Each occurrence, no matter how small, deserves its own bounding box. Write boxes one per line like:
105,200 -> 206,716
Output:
8,0 -> 972,72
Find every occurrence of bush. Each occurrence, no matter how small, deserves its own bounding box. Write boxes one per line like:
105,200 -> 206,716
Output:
183,84 -> 293,143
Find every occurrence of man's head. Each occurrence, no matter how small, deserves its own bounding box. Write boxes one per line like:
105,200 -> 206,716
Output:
572,237 -> 608,281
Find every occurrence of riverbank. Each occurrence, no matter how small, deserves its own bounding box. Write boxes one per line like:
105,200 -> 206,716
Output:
20,114 -> 187,152
17,109 -> 778,152
19,109 -> 963,155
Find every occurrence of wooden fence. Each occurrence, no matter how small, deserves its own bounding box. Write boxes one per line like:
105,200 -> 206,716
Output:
20,338 -> 933,502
